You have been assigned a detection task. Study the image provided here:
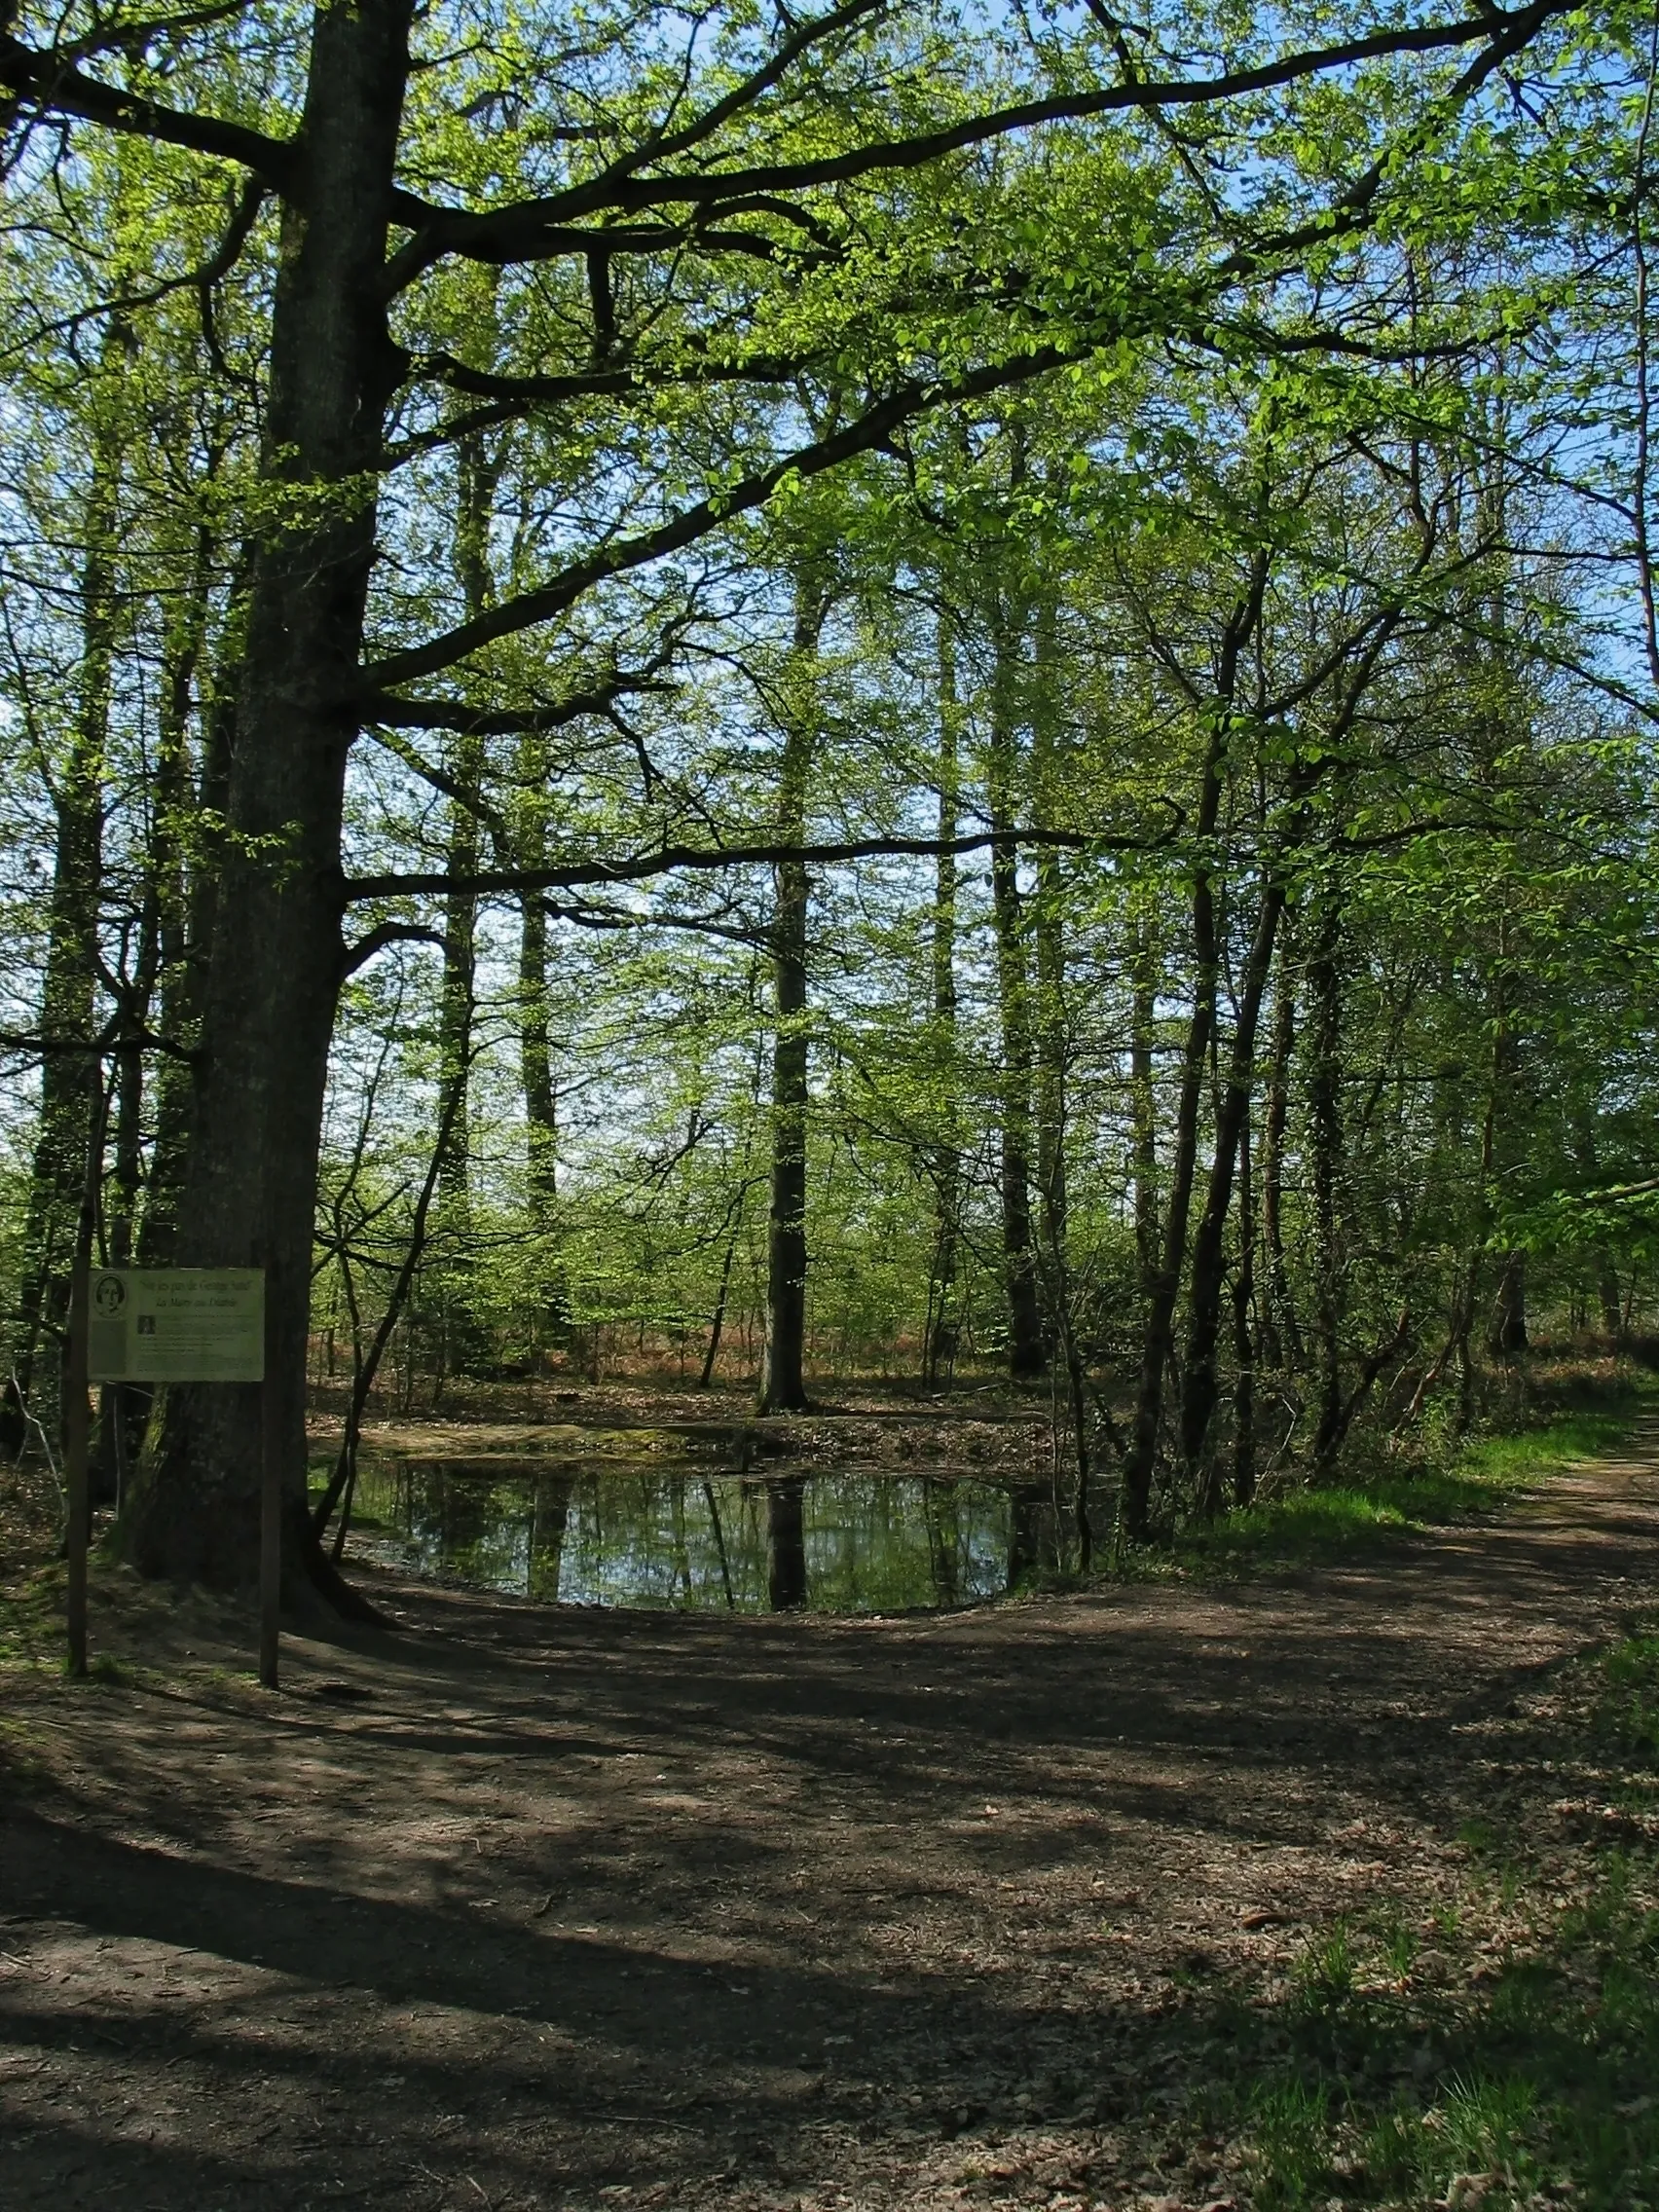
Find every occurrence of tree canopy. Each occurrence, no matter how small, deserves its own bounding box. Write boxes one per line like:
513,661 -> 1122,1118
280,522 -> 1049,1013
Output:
0,0 -> 1656,1588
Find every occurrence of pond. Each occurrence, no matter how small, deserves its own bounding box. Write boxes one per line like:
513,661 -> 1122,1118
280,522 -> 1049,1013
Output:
322,1427 -> 1076,1613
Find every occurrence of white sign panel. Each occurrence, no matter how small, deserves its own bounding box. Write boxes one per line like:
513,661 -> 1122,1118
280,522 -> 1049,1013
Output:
87,1269 -> 265,1383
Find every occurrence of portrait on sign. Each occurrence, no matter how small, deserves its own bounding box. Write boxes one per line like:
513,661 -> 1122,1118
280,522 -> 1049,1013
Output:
86,1269 -> 265,1383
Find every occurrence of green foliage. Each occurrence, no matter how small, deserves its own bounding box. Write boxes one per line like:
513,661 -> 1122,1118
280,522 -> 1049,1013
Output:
1178,1397 -> 1643,1575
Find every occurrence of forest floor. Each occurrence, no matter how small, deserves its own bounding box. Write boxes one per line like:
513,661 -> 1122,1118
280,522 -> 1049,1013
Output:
3,1418 -> 1659,2211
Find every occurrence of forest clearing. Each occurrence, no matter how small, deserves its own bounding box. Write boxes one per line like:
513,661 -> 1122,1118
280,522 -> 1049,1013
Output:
4,1406 -> 1659,2211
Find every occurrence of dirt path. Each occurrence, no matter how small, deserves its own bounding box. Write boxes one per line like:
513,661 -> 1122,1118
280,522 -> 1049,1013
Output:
3,1440 -> 1656,2212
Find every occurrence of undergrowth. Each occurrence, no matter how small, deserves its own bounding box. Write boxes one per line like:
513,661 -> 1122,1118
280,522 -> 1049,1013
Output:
1174,1386 -> 1643,1578
1161,1622 -> 1659,2210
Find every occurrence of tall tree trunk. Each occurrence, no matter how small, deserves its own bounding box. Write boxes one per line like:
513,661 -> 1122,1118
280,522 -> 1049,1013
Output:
13,403 -> 120,1442
1257,926 -> 1298,1372
985,590 -> 1045,1381
1032,590 -> 1067,1267
97,512 -> 217,1485
1308,894 -> 1346,1464
123,0 -> 413,1597
1231,1099 -> 1257,1509
1598,1253 -> 1623,1342
515,729 -> 566,1346
432,435 -> 499,1382
924,610 -> 962,1386
757,573 -> 827,1414
1489,1251 -> 1529,1358
518,863 -> 558,1212
1121,554 -> 1266,1539
1130,914 -> 1161,1294
1180,877 -> 1287,1491
140,551 -> 244,1268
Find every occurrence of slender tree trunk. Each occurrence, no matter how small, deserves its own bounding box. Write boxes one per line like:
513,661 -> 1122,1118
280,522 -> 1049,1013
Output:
140,551 -> 243,1268
1130,916 -> 1160,1294
432,434 -> 501,1384
924,611 -> 962,1386
515,731 -> 567,1347
1257,926 -> 1298,1371
1231,1099 -> 1257,1509
1489,1251 -> 1529,1358
757,572 -> 828,1414
1032,591 -> 1067,1267
1180,877 -> 1287,1492
13,409 -> 120,1437
1308,894 -> 1346,1463
97,518 -> 216,1485
519,868 -> 558,1211
986,590 -> 1045,1382
123,0 -> 413,1598
1121,556 -> 1267,1538
1598,1254 -> 1624,1342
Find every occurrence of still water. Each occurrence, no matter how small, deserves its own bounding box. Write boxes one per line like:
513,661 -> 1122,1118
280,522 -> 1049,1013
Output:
329,1433 -> 1068,1613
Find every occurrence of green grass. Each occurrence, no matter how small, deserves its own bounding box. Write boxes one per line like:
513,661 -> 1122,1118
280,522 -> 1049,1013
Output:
1176,1400 -> 1641,1576
1143,1610 -> 1659,2210
1211,1839 -> 1659,2211
0,1560 -> 66,1669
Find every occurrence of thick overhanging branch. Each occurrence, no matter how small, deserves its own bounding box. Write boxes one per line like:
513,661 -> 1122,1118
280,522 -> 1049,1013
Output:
361,347 -> 1079,688
340,920 -> 449,977
343,817 -> 1174,903
0,34 -> 297,188
360,671 -> 676,734
4,2 -> 1565,286
386,5 -> 1566,273
402,345 -> 799,409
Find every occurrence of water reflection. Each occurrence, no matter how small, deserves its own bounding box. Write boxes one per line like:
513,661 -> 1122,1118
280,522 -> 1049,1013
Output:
334,1451 -> 1029,1613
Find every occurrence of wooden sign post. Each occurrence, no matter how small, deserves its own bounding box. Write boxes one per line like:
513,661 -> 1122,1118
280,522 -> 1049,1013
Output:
69,1267 -> 275,1683
64,1263 -> 91,1678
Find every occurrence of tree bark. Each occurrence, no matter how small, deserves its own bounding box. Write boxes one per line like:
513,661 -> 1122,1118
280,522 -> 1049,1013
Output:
1179,875 -> 1287,1493
431,434 -> 500,1383
13,401 -> 120,1439
1257,925 -> 1299,1372
1308,893 -> 1346,1464
985,588 -> 1045,1382
1231,1097 -> 1257,1510
924,609 -> 963,1386
757,572 -> 828,1414
1130,915 -> 1161,1295
1120,546 -> 1271,1537
122,0 -> 413,1596
140,551 -> 242,1269
1032,589 -> 1067,1267
1489,1250 -> 1529,1358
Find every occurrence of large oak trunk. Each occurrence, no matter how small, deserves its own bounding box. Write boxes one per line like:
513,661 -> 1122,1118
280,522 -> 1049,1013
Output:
122,0 -> 411,1591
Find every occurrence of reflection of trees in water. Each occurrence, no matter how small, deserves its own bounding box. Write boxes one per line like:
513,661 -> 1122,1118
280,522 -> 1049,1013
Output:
923,1477 -> 959,1606
366,1452 -> 1016,1610
528,1472 -> 573,1601
767,1476 -> 808,1609
1007,1481 -> 1063,1591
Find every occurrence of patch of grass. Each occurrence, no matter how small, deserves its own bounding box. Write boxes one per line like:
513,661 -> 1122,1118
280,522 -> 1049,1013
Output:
1600,1631 -> 1659,1766
1153,1618 -> 1659,2211
1178,1393 -> 1642,1576
1248,2076 -> 1333,2208
0,1562 -> 66,1669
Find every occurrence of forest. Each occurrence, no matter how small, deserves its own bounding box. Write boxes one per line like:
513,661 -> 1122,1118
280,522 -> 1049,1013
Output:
4,0 -> 1659,1617
9,6 -> 1659,2211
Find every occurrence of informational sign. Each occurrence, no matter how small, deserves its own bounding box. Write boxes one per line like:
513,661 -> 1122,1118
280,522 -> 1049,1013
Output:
86,1268 -> 265,1383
